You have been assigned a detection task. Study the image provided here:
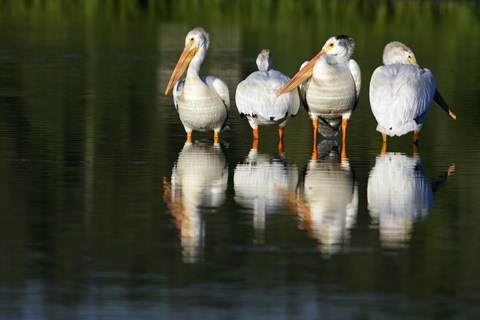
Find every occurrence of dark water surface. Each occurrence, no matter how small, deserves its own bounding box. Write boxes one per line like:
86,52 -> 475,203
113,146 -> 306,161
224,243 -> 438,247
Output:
0,1 -> 479,319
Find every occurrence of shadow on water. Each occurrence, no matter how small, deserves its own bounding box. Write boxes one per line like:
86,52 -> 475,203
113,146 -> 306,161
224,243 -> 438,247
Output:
233,146 -> 298,244
367,151 -> 455,250
163,140 -> 228,264
281,140 -> 358,256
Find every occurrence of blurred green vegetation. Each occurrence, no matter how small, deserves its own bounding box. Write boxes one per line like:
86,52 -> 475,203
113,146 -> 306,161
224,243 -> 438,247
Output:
0,0 -> 479,314
0,0 -> 479,26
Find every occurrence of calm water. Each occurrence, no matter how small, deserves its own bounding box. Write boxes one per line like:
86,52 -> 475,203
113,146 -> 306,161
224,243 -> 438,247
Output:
0,1 -> 479,319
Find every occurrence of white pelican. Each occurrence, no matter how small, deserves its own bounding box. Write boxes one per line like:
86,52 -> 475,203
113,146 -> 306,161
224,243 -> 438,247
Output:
277,35 -> 361,156
235,49 -> 300,150
164,27 -> 230,144
369,41 -> 457,146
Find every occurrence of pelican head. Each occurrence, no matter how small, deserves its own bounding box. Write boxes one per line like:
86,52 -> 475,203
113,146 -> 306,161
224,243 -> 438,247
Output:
277,34 -> 355,96
165,27 -> 210,96
382,41 -> 418,66
256,49 -> 272,72
321,35 -> 356,60
382,41 -> 456,120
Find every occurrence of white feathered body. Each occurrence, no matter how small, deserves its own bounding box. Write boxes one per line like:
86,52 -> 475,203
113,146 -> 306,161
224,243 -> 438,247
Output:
166,27 -> 230,137
174,71 -> 230,134
369,60 -> 436,137
235,69 -> 300,129
305,56 -> 360,121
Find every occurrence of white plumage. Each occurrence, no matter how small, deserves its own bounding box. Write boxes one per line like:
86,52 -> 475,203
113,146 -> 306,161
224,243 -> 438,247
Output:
235,49 -> 300,142
165,27 -> 229,143
278,35 -> 361,146
369,41 -> 456,144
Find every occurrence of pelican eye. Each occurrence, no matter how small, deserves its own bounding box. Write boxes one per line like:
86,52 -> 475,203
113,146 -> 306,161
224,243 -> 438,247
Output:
329,43 -> 334,47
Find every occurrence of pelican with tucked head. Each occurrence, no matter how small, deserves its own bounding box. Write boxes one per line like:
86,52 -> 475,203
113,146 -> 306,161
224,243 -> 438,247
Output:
369,41 -> 456,146
165,27 -> 230,144
277,35 -> 361,158
236,49 -> 300,151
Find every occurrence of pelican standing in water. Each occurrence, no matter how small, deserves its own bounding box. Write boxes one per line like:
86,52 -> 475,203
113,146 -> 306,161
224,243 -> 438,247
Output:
236,49 -> 300,151
369,41 -> 456,148
165,27 -> 230,144
277,35 -> 361,158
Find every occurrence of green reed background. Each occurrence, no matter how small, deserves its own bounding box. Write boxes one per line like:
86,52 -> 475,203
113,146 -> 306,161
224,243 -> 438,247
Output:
0,0 -> 478,310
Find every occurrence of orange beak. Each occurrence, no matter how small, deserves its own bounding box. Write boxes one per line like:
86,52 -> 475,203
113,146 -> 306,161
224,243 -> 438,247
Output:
164,39 -> 198,96
277,49 -> 326,96
434,89 -> 457,120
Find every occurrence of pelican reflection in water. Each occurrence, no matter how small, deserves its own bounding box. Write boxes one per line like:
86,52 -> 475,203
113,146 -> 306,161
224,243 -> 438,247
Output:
163,141 -> 228,263
165,27 -> 230,143
277,35 -> 361,158
234,148 -> 298,243
369,41 -> 456,149
281,140 -> 358,255
367,152 -> 455,249
236,49 -> 300,151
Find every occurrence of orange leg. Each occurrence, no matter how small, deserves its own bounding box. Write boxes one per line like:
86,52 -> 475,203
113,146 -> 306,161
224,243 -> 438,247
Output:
278,126 -> 285,141
278,126 -> 285,153
341,139 -> 347,160
252,138 -> 258,150
340,119 -> 348,159
380,133 -> 387,156
312,118 -> 318,139
312,118 -> 318,160
413,131 -> 420,145
278,140 -> 284,154
381,142 -> 387,155
341,119 -> 348,145
311,144 -> 318,160
214,131 -> 219,144
380,133 -> 387,155
187,132 -> 192,142
413,143 -> 420,155
253,128 -> 259,140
